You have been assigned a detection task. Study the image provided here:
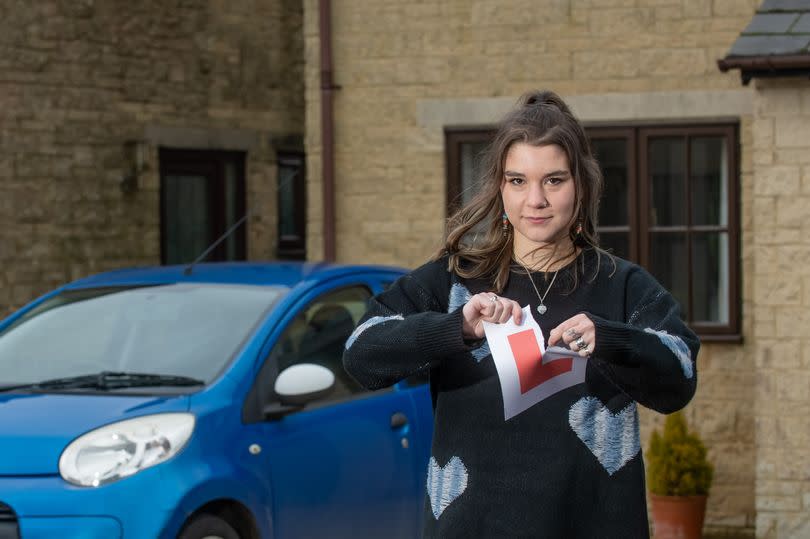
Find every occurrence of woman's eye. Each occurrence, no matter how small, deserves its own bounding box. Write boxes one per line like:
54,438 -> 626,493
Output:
545,177 -> 563,186
508,177 -> 524,185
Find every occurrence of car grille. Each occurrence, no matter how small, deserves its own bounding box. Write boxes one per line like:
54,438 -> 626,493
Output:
0,503 -> 19,539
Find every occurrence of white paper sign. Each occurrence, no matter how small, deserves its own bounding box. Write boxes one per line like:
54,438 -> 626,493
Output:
483,305 -> 587,421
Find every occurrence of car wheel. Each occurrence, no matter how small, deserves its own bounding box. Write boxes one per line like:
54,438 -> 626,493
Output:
178,513 -> 240,539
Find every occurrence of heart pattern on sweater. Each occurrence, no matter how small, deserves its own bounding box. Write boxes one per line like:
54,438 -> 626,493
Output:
448,283 -> 490,363
568,396 -> 640,476
426,456 -> 468,519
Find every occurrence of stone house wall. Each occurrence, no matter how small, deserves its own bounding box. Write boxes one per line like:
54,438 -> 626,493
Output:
303,0 -> 762,535
749,79 -> 810,539
0,0 -> 305,316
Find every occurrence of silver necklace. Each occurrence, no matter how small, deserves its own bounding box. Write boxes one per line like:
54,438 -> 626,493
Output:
516,259 -> 560,315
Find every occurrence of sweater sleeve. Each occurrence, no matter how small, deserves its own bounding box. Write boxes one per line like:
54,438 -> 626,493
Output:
587,266 -> 700,414
342,262 -> 471,390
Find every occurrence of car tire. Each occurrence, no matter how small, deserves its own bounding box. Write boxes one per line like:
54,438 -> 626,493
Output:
178,513 -> 240,539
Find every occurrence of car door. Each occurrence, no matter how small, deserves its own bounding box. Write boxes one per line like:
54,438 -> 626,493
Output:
253,280 -> 425,539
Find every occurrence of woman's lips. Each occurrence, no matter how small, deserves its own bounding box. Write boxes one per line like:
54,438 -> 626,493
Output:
525,216 -> 551,224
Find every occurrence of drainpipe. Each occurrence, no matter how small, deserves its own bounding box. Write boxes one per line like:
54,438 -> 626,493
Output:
319,0 -> 336,262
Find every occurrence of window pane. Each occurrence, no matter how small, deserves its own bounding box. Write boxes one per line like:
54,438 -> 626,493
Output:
650,232 -> 689,319
692,232 -> 729,324
600,232 -> 629,260
691,136 -> 728,226
278,160 -> 301,237
591,138 -> 628,227
277,287 -> 371,401
649,137 -> 687,226
224,162 -> 239,260
165,174 -> 210,265
460,141 -> 488,205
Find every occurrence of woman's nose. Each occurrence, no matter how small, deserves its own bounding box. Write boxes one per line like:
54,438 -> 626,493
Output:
527,183 -> 549,207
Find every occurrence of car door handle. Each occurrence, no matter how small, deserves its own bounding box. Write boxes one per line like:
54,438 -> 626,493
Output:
390,412 -> 408,429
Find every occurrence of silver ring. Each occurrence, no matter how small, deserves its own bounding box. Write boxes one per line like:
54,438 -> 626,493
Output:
575,337 -> 587,351
490,295 -> 499,303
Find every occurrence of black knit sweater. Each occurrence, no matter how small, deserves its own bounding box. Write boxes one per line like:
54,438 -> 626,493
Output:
343,249 -> 699,538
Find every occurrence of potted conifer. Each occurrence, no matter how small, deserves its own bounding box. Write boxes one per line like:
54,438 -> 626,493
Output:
646,411 -> 714,539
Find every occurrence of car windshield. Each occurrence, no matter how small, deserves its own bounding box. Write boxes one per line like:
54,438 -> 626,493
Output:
0,283 -> 287,389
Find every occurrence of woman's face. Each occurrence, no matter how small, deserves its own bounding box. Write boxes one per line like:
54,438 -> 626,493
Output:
500,142 -> 577,258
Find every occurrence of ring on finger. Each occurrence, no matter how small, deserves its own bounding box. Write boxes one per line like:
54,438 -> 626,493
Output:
575,337 -> 587,351
489,295 -> 499,303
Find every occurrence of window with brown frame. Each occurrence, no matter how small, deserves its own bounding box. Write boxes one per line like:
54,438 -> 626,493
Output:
159,149 -> 247,265
445,124 -> 740,341
276,152 -> 307,260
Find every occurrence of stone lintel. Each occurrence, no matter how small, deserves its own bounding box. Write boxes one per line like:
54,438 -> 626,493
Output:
417,90 -> 755,132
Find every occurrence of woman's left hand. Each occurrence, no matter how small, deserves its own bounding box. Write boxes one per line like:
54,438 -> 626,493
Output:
548,313 -> 595,357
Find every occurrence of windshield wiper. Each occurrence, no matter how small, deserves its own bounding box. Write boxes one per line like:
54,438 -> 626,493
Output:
0,371 -> 205,392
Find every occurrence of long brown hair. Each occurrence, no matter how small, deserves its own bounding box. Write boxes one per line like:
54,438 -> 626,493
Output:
435,90 -> 610,292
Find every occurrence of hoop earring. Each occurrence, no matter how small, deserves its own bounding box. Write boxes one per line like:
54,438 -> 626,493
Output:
502,212 -> 510,237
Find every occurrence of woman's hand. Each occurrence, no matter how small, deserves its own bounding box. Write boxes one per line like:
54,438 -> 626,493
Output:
548,313 -> 595,357
462,293 -> 523,340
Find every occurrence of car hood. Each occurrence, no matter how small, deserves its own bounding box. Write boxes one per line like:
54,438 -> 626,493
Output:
0,392 -> 190,475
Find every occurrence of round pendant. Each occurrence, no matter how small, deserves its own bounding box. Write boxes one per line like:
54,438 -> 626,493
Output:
536,304 -> 547,315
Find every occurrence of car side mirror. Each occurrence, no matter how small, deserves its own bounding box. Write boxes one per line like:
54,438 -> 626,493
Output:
263,364 -> 335,420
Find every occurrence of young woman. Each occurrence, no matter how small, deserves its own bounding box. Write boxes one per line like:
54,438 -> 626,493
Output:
343,90 -> 699,538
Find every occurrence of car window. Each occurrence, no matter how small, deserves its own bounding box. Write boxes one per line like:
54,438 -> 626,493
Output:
0,284 -> 286,386
275,286 -> 371,402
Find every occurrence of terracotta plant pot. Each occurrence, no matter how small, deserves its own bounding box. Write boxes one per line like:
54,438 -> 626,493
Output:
649,494 -> 707,539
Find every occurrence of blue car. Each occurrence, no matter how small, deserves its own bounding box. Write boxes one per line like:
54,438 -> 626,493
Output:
0,262 -> 433,539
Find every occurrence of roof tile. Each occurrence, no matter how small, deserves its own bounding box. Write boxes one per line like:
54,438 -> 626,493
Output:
760,0 -> 810,12
791,13 -> 810,33
728,34 -> 810,56
744,13 -> 799,33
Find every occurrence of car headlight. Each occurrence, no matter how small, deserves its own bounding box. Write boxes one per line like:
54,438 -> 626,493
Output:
59,413 -> 195,487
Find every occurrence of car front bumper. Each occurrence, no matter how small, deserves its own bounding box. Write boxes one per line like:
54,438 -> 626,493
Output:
0,473 -> 175,539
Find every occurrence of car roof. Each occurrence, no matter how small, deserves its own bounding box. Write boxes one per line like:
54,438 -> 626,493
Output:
65,261 -> 408,289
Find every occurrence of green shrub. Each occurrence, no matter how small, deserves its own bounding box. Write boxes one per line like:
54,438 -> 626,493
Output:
646,411 -> 713,496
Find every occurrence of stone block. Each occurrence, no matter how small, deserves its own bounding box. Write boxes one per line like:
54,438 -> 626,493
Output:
755,341 -> 801,369
756,494 -> 802,512
753,166 -> 800,196
683,0 -> 713,17
774,116 -> 810,148
777,371 -> 810,402
712,0 -> 757,17
753,318 -> 777,338
774,149 -> 810,165
654,5 -> 684,20
699,404 -> 742,441
508,53 -> 573,81
573,50 -> 639,79
470,0 -> 569,26
801,166 -> 810,195
754,274 -> 802,305
638,48 -> 707,77
752,196 -> 776,227
587,7 -> 654,35
755,513 -> 779,538
753,149 -> 774,166
779,415 -> 810,448
756,88 -> 802,117
775,196 -> 810,228
752,117 -> 774,149
778,513 -> 810,539
758,480 -> 802,496
753,227 -> 801,244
